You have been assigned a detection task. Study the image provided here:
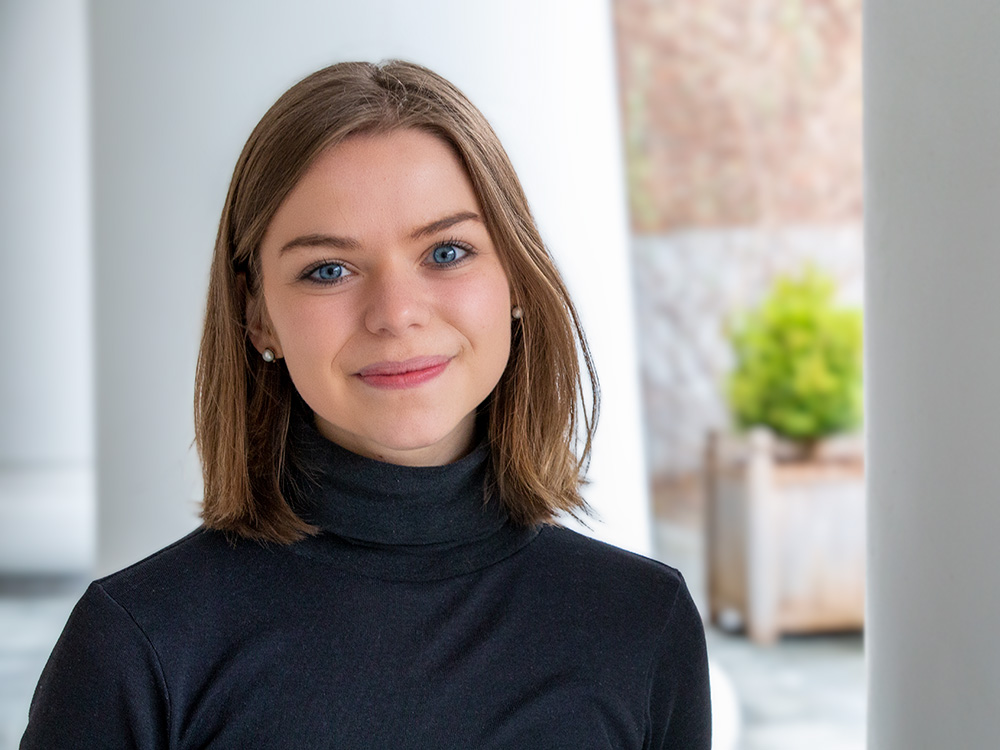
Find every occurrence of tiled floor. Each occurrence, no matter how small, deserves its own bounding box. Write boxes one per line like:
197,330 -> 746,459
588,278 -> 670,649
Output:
706,626 -> 865,750
0,521 -> 865,750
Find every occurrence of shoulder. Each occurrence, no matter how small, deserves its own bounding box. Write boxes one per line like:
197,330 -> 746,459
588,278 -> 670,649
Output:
95,527 -> 261,608
529,524 -> 687,603
87,526 -> 295,650
520,526 -> 711,747
22,580 -> 173,747
22,529 -> 246,748
517,525 -> 699,648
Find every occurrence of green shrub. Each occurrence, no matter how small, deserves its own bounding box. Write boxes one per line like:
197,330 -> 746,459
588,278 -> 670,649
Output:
725,264 -> 863,445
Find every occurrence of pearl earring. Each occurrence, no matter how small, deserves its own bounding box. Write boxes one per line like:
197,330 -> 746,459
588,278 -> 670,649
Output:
511,306 -> 523,320
262,348 -> 276,363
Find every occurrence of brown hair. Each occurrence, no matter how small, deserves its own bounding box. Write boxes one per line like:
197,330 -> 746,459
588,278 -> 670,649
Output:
195,60 -> 599,543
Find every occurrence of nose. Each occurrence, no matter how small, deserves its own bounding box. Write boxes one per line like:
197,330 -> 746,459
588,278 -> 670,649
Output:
363,265 -> 431,336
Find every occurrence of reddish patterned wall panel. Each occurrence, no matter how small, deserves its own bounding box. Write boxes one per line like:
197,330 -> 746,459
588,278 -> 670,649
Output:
614,0 -> 862,232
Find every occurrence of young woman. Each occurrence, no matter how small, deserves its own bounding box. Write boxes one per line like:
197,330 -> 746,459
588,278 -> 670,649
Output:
22,61 -> 711,749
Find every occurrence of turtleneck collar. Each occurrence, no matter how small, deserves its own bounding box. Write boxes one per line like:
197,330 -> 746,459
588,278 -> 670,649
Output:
286,408 -> 539,581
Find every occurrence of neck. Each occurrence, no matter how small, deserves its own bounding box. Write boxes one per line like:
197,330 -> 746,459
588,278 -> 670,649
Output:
284,407 -> 539,581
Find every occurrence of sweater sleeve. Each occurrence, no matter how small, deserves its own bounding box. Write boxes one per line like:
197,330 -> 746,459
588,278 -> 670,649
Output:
646,574 -> 712,750
20,582 -> 170,750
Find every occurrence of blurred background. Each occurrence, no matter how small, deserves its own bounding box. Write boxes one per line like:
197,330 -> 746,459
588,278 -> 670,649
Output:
1,1 -> 865,748
617,3 -> 865,748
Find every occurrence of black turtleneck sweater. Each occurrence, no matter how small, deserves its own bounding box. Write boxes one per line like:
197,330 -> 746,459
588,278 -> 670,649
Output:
21,421 -> 711,749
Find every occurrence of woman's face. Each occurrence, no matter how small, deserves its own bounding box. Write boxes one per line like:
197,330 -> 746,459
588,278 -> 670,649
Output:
251,129 -> 513,466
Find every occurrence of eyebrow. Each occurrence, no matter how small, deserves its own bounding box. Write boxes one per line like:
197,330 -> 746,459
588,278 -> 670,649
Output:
279,233 -> 361,254
409,211 -> 481,240
279,211 -> 482,255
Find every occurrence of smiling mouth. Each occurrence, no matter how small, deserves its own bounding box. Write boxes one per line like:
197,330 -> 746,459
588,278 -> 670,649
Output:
356,356 -> 452,390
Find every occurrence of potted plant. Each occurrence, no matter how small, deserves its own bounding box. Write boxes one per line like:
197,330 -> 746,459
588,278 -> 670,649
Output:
705,264 -> 865,644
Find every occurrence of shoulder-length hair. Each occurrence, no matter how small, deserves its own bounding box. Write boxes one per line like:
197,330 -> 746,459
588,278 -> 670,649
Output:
195,60 -> 599,543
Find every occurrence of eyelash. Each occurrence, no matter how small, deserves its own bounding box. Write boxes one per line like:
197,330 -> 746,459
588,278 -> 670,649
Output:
300,239 -> 476,286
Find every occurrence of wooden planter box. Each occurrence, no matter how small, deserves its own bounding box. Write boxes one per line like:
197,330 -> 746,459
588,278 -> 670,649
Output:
705,427 -> 865,645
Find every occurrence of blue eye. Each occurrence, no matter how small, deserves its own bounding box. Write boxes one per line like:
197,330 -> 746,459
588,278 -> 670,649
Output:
430,243 -> 468,265
309,262 -> 347,282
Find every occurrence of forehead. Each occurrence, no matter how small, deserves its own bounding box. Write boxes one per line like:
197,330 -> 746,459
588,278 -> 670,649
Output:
266,129 -> 482,241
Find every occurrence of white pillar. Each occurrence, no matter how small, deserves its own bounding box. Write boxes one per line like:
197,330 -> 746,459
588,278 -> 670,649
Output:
865,1 -> 1000,747
89,0 -> 650,574
0,0 -> 93,573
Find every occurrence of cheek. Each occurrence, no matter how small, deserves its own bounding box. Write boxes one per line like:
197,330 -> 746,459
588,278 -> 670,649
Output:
267,293 -> 350,363
453,272 -> 512,360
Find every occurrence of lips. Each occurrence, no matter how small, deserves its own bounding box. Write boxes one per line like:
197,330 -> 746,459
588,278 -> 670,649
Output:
356,356 -> 452,389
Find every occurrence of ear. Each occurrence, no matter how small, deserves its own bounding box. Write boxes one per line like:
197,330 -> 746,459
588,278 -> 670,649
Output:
239,273 -> 283,359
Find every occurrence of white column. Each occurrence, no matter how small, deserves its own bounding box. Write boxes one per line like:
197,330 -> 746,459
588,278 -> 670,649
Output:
0,0 -> 93,573
865,1 -> 1000,747
89,0 -> 650,574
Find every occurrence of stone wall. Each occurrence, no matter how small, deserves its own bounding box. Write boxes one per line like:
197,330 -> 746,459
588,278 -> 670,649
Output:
631,226 -> 863,478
